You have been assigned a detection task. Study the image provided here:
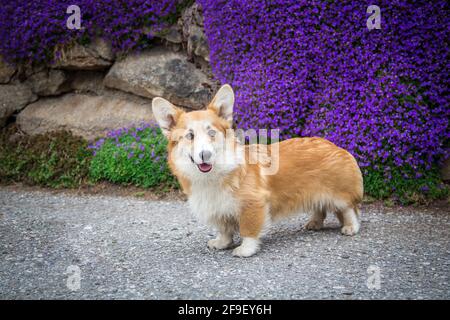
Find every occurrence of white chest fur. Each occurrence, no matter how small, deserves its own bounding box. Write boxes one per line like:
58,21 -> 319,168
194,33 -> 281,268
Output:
188,180 -> 240,225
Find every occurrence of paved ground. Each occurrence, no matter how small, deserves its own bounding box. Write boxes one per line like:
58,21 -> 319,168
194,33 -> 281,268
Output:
0,188 -> 449,299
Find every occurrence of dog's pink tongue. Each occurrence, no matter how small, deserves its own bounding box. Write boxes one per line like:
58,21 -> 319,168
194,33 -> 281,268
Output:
198,163 -> 212,173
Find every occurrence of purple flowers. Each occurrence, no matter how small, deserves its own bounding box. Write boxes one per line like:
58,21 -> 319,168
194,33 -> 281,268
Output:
88,122 -> 160,162
0,0 -> 185,64
199,0 -> 449,180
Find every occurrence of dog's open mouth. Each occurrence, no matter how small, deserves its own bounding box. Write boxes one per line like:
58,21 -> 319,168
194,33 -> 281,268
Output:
197,163 -> 212,173
190,155 -> 212,173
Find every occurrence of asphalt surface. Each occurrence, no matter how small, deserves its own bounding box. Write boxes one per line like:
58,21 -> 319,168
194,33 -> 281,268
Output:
0,188 -> 449,299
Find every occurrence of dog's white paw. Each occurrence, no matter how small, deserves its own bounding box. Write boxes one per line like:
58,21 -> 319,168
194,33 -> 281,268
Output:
232,237 -> 260,258
207,237 -> 232,250
341,224 -> 360,236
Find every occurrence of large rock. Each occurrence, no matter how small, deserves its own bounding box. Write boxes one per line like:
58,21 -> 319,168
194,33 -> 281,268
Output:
0,58 -> 16,83
17,93 -> 154,140
104,47 -> 213,109
26,69 -> 71,96
53,38 -> 114,70
0,83 -> 37,127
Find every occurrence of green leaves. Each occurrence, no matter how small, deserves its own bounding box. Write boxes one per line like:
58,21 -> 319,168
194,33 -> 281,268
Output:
0,128 -> 92,188
363,166 -> 448,205
89,125 -> 178,190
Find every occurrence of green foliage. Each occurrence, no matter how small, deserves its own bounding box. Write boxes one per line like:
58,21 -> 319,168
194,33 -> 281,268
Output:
1,123 -> 447,205
0,127 -> 91,188
363,166 -> 448,205
88,125 -> 178,190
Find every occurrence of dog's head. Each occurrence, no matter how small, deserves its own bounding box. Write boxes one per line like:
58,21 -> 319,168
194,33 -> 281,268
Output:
152,85 -> 243,180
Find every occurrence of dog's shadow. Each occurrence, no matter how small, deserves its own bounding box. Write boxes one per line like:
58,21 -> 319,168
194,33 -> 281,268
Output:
225,223 -> 344,250
263,225 -> 342,244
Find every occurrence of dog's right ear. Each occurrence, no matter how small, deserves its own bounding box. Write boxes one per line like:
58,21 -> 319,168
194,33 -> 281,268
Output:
152,97 -> 182,138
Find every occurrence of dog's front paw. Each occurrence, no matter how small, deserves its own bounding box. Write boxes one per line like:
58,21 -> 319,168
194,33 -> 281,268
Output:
208,238 -> 232,250
232,237 -> 260,258
341,224 -> 360,236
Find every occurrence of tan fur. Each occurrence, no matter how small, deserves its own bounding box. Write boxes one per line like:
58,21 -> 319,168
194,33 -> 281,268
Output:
153,85 -> 364,257
266,137 -> 363,218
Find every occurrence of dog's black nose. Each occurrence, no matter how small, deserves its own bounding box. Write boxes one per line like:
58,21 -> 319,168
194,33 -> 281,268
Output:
200,150 -> 212,162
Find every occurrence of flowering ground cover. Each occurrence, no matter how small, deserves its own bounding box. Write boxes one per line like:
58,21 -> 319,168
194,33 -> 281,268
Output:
88,123 -> 177,189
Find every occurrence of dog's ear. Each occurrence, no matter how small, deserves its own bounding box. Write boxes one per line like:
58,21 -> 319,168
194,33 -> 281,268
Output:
208,84 -> 234,125
152,97 -> 182,138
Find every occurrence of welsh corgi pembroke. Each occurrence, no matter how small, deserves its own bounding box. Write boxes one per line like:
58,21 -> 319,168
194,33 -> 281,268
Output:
152,84 -> 363,257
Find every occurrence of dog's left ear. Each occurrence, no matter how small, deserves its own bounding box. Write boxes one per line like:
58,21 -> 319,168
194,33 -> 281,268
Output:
208,84 -> 234,125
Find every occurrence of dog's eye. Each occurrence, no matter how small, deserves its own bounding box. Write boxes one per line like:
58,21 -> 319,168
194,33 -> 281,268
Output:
185,132 -> 194,140
208,129 -> 216,137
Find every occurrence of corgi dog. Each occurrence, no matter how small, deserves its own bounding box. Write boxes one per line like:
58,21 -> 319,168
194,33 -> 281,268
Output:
152,84 -> 363,257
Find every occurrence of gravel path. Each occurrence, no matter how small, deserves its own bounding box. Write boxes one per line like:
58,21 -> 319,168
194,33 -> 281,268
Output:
0,188 -> 449,299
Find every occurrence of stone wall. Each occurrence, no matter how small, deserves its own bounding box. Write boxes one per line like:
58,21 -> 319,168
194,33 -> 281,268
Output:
0,3 -> 217,141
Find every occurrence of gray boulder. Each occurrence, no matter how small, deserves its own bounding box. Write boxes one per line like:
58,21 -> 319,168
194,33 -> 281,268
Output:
26,69 -> 71,96
16,93 -> 154,140
0,83 -> 37,127
53,38 -> 114,70
104,47 -> 212,109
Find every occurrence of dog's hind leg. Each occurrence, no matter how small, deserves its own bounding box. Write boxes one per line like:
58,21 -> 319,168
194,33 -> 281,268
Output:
304,208 -> 327,231
339,207 -> 360,236
334,210 -> 344,225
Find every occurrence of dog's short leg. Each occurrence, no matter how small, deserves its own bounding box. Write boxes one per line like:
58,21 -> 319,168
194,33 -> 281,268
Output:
232,237 -> 260,257
305,208 -> 327,230
334,210 -> 344,225
233,204 -> 267,257
340,207 -> 360,236
208,231 -> 233,250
